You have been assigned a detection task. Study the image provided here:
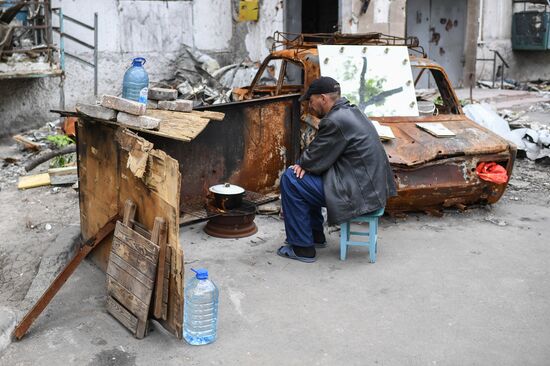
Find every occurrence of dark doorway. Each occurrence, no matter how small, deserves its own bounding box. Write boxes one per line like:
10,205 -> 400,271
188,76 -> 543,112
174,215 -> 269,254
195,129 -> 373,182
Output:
301,0 -> 339,33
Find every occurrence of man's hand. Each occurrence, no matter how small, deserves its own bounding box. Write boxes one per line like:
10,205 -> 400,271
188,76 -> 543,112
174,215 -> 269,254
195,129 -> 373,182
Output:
290,164 -> 306,179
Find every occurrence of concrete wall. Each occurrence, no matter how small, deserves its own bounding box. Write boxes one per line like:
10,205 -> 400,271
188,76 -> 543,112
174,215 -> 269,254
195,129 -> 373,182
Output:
341,0 -> 406,36
0,0 -> 283,136
476,0 -> 550,82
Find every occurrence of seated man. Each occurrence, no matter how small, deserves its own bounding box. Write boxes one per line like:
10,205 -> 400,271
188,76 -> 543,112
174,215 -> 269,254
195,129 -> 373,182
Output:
277,76 -> 397,263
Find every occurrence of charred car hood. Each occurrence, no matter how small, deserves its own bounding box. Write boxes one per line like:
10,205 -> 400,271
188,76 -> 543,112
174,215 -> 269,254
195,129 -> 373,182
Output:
374,115 -> 511,167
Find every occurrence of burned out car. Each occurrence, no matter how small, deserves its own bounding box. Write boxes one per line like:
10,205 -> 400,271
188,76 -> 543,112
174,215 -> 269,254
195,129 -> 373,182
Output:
230,32 -> 516,214
76,32 -> 515,218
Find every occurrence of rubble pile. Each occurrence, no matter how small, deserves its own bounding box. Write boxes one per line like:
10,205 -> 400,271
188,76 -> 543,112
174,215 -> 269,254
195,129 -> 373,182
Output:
500,102 -> 550,165
465,102 -> 550,165
0,3 -> 54,74
477,79 -> 550,97
157,46 -> 274,107
0,121 -> 76,191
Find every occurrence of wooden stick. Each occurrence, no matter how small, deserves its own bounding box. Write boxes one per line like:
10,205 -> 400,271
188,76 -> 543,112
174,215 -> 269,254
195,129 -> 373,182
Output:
13,215 -> 120,340
24,145 -> 76,172
13,134 -> 41,151
122,200 -> 136,227
152,218 -> 167,319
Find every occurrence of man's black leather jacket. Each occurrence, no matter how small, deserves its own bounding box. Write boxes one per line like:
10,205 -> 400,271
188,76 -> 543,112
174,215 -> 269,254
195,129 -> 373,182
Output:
300,98 -> 397,225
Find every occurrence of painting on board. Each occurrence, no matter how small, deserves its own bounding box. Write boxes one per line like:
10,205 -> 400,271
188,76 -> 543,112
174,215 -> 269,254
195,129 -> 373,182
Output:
318,45 -> 419,117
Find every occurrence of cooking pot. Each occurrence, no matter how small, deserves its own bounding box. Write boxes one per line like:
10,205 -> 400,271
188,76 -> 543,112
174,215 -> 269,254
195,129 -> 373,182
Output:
209,183 -> 245,210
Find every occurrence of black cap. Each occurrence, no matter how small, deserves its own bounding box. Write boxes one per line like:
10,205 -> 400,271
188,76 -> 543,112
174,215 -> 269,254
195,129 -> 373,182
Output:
299,76 -> 341,102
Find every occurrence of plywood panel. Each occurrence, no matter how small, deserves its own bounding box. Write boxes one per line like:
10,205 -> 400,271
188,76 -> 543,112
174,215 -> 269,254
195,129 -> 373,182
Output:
77,121 -> 184,339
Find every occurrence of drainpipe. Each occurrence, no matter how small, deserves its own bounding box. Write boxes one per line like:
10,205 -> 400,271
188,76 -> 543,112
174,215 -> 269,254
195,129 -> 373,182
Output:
463,0 -> 480,90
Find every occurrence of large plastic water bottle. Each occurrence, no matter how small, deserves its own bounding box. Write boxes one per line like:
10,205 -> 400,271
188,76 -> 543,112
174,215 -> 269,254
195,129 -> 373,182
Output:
183,268 -> 219,345
122,57 -> 149,104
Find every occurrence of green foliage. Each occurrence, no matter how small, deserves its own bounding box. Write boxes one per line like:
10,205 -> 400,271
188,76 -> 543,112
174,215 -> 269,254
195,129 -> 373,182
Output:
46,134 -> 74,148
363,77 -> 386,106
46,134 -> 75,168
341,59 -> 358,81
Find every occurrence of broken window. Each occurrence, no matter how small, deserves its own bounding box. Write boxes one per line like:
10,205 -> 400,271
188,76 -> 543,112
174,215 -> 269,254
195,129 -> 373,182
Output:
413,66 -> 461,115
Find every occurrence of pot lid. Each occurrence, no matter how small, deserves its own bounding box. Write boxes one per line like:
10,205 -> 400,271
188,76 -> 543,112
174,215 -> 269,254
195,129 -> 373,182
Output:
209,183 -> 245,195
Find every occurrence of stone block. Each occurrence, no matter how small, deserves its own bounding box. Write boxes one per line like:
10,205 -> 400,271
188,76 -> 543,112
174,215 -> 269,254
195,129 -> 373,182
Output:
101,95 -> 146,116
147,99 -> 158,109
157,99 -> 193,112
148,87 -> 178,101
75,103 -> 118,121
117,112 -> 161,130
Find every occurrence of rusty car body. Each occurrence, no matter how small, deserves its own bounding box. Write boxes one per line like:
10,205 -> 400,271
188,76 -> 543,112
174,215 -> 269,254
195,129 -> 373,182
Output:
229,32 -> 516,214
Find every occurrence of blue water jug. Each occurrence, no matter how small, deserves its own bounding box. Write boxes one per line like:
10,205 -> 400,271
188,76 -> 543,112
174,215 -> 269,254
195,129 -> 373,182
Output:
122,57 -> 149,104
183,268 -> 219,345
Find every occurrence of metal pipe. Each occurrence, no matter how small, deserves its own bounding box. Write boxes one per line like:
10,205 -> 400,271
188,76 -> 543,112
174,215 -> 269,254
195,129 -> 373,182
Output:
94,12 -> 98,96
59,8 -> 64,72
65,52 -> 94,67
501,62 -> 505,89
59,7 -> 65,111
62,13 -> 95,30
55,31 -> 95,50
493,51 -> 497,89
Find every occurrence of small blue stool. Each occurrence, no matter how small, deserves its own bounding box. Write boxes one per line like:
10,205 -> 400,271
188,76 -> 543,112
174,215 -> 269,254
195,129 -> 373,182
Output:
340,208 -> 385,262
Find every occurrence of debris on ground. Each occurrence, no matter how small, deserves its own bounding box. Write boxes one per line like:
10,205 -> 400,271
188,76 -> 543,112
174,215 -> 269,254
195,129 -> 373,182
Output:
153,46 -> 268,106
465,101 -> 550,164
12,135 -> 41,152
0,2 -> 59,76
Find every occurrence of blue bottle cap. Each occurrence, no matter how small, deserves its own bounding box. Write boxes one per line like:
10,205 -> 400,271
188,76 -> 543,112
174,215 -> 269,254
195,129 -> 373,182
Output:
132,57 -> 146,67
191,268 -> 208,280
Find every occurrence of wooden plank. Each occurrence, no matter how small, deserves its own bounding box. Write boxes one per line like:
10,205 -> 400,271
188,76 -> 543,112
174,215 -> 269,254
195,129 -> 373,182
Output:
109,252 -> 154,288
13,134 -> 41,151
111,237 -> 157,280
114,222 -> 159,264
18,173 -> 50,189
78,125 -> 183,339
115,133 -> 183,338
122,200 -> 136,227
145,109 -> 211,141
130,220 -> 151,240
77,121 -> 120,272
48,166 -> 78,176
49,166 -> 78,186
13,216 -> 118,340
106,276 -> 149,319
106,260 -> 152,302
190,110 -> 225,121
49,174 -> 78,185
153,217 -> 167,318
106,296 -> 138,334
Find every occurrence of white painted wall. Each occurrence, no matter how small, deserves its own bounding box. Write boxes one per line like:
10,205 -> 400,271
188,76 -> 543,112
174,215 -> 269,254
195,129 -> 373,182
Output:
245,0 -> 284,62
193,0 -> 233,51
480,0 -> 512,41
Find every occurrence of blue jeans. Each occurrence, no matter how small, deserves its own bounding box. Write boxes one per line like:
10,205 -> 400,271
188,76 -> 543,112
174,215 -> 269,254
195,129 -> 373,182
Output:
280,167 -> 326,247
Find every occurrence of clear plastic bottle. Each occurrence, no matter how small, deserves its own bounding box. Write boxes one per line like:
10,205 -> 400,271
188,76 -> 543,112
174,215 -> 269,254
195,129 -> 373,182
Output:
183,268 -> 219,345
122,57 -> 149,104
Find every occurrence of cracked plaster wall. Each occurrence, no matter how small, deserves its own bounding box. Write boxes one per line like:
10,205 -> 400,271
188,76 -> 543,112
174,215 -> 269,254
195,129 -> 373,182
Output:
0,0 -> 283,136
341,0 -> 406,37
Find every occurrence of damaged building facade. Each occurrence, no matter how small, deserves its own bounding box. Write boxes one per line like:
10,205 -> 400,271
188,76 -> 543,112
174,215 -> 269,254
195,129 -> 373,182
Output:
1,0 -> 407,135
2,0 -> 550,137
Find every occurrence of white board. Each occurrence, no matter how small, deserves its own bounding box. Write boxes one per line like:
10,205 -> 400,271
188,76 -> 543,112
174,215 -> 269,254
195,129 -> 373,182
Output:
318,45 -> 419,117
